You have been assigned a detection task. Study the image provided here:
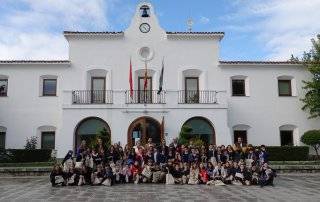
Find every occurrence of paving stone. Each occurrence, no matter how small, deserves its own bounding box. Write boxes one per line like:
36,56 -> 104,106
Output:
0,174 -> 320,201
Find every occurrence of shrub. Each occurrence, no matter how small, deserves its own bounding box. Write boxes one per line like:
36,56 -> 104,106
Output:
0,149 -> 52,163
24,136 -> 38,150
300,130 -> 320,159
265,146 -> 309,161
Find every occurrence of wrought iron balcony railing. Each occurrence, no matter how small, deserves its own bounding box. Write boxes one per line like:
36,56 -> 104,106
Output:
72,90 -> 113,104
125,90 -> 165,104
178,90 -> 218,104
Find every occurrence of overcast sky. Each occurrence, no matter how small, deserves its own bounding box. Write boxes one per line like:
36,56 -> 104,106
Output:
0,0 -> 319,60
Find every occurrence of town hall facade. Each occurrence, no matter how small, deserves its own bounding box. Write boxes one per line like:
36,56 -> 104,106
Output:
0,3 -> 319,158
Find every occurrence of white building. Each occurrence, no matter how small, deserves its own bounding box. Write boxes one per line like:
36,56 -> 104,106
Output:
0,3 -> 319,158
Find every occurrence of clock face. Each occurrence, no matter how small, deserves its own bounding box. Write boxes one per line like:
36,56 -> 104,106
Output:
140,23 -> 150,33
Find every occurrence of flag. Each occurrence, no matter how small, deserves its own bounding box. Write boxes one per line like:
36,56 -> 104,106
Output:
143,61 -> 148,91
129,58 -> 133,98
157,58 -> 164,94
160,116 -> 165,145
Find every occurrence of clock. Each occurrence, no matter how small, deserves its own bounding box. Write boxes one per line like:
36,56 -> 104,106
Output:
139,23 -> 151,33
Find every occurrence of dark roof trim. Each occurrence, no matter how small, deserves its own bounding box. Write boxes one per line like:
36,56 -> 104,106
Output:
166,31 -> 225,35
219,61 -> 302,65
0,60 -> 71,65
64,31 -> 124,35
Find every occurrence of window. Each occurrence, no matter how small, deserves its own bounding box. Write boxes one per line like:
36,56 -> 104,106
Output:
138,76 -> 152,103
91,77 -> 106,104
0,132 -> 5,149
43,79 -> 57,96
280,130 -> 293,146
234,130 -> 247,145
41,132 -> 55,149
232,79 -> 245,96
185,77 -> 199,103
0,79 -> 8,96
278,80 -> 292,96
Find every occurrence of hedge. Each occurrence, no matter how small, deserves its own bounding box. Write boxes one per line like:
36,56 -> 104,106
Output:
0,149 -> 52,163
266,146 -> 309,161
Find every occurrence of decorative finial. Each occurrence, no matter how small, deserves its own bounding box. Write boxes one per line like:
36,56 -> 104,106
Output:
187,18 -> 194,32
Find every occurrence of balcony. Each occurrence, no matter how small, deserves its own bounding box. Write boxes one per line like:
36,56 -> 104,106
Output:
178,90 -> 219,104
64,89 -> 227,109
125,90 -> 166,104
72,90 -> 113,104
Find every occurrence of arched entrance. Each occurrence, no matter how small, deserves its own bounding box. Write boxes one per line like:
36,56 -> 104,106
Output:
127,116 -> 162,147
181,116 -> 215,145
74,117 -> 111,150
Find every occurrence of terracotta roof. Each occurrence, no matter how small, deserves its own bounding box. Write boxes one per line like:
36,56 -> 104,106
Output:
0,60 -> 70,64
219,61 -> 302,65
64,31 -> 124,35
166,31 -> 224,35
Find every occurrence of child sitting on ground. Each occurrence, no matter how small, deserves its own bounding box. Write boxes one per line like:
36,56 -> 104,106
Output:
50,164 -> 65,187
92,164 -> 105,185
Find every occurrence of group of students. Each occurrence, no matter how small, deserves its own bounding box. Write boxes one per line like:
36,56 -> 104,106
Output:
50,137 -> 276,188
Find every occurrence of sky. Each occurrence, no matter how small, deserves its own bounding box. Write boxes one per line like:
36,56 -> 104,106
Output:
0,0 -> 319,61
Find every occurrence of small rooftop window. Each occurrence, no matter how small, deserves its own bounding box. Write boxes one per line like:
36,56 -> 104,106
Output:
140,5 -> 150,17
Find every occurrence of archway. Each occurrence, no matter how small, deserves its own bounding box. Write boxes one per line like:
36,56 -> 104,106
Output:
127,116 -> 162,147
181,116 -> 215,145
74,117 -> 111,150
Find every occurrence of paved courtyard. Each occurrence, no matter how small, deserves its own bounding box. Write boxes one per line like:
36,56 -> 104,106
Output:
0,174 -> 320,202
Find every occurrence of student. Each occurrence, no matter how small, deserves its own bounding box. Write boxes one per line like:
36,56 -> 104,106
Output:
92,148 -> 103,167
141,161 -> 153,183
250,165 -> 259,185
181,163 -> 190,184
259,163 -> 275,187
258,145 -> 269,166
226,145 -> 235,161
76,140 -> 87,162
131,161 -> 141,184
172,164 -> 183,184
206,162 -> 214,181
174,151 -> 182,164
92,164 -> 105,185
121,164 -> 132,183
61,150 -> 73,165
158,149 -> 167,166
64,164 -> 77,186
246,148 -> 257,168
152,163 -> 162,183
50,164 -> 65,187
113,164 -> 122,184
127,148 -> 136,165
188,163 -> 199,185
234,164 -> 251,185
76,164 -> 88,186
102,164 -> 114,186
199,163 -> 209,184
222,162 -> 233,184
207,144 -> 216,164
181,148 -> 189,163
212,162 -> 224,181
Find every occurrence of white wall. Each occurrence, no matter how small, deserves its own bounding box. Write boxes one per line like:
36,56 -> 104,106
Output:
0,2 -> 319,158
222,64 -> 320,146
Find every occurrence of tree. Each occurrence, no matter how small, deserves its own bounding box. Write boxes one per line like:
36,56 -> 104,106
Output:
301,34 -> 320,118
301,130 -> 320,159
178,125 -> 193,145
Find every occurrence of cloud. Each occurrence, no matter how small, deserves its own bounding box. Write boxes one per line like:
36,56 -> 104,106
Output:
0,0 -> 112,60
199,16 -> 210,25
222,0 -> 320,60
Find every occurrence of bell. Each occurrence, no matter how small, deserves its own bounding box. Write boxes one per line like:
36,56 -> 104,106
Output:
141,7 -> 149,17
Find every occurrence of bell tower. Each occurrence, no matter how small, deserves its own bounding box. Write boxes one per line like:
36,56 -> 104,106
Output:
125,2 -> 165,38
